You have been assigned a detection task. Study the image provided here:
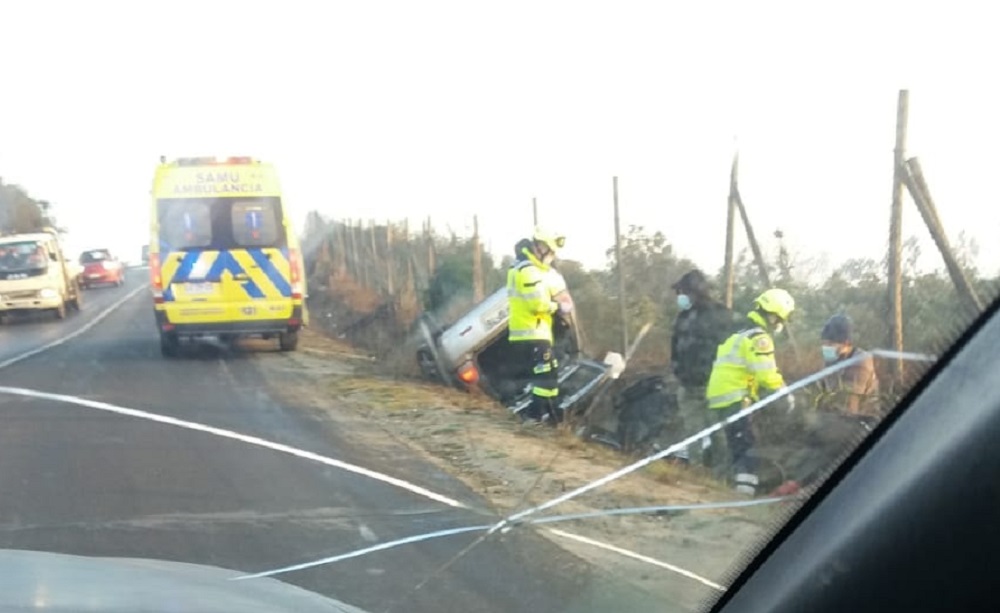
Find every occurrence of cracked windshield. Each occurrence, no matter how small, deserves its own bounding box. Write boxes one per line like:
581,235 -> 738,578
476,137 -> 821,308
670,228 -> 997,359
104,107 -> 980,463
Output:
1,3 -> 996,612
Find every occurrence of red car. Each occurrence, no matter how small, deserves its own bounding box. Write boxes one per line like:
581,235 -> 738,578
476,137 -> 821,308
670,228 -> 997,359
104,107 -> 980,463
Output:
79,249 -> 125,289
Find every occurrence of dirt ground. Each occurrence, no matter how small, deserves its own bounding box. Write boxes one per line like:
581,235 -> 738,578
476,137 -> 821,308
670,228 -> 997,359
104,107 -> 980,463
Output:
256,327 -> 805,610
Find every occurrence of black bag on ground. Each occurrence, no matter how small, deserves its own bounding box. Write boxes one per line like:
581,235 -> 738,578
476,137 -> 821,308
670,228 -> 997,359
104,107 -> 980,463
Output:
614,375 -> 678,454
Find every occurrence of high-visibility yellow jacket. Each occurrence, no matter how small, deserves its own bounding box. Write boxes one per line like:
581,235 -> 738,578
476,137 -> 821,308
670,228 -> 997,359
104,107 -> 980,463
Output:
706,311 -> 786,409
507,248 -> 561,344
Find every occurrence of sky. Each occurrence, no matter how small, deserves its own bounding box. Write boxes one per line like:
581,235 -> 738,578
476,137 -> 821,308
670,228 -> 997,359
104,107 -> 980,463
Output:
1,1 -> 998,279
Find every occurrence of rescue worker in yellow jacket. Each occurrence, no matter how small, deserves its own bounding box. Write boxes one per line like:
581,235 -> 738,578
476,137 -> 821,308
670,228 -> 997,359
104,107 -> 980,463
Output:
706,288 -> 796,495
507,228 -> 571,424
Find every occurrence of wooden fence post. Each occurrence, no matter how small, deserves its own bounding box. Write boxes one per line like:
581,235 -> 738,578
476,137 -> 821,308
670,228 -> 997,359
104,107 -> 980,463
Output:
732,187 -> 771,288
901,157 -> 983,318
426,217 -> 436,276
888,89 -> 909,381
386,220 -> 395,297
733,186 -> 801,359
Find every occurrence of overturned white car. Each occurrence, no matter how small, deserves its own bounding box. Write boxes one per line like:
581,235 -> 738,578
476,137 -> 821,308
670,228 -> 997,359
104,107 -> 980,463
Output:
415,285 -> 624,418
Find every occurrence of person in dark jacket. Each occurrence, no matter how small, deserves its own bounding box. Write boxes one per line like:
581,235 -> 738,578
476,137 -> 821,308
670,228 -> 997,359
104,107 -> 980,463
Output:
817,314 -> 881,419
669,269 -> 741,471
773,314 -> 882,495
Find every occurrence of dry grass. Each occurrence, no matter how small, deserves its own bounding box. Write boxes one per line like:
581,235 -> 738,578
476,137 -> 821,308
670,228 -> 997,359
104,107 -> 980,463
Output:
643,460 -> 728,490
306,328 -> 735,500
255,325 -> 790,605
324,374 -> 495,413
297,326 -> 369,356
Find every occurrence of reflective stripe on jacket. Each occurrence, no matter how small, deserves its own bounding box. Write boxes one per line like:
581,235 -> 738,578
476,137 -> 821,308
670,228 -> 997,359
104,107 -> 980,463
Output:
706,311 -> 786,409
507,249 -> 557,343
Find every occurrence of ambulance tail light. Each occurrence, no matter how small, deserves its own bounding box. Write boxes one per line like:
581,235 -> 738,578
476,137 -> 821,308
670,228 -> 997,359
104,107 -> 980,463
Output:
150,253 -> 164,303
288,249 -> 304,300
226,157 -> 253,164
457,361 -> 480,385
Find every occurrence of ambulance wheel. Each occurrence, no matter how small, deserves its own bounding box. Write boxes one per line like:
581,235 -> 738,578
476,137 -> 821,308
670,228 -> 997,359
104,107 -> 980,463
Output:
160,332 -> 179,358
279,330 -> 299,351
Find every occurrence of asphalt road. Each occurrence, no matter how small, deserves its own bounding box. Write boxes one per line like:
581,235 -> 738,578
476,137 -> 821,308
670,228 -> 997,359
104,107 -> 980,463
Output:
0,272 -> 143,364
0,268 -> 668,612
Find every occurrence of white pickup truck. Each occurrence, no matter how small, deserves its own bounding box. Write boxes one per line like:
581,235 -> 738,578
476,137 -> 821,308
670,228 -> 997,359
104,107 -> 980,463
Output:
415,285 -> 623,418
0,229 -> 83,322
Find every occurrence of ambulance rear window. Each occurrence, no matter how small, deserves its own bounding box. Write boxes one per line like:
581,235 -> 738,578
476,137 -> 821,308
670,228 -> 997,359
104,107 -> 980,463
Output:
159,200 -> 213,250
231,200 -> 281,247
157,198 -> 285,251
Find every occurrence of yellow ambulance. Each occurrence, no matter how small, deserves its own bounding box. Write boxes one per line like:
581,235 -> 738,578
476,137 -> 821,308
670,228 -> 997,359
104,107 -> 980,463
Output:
149,156 -> 307,357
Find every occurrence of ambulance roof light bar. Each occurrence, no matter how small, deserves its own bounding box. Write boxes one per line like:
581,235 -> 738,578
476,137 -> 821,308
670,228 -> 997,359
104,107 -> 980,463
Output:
171,156 -> 255,167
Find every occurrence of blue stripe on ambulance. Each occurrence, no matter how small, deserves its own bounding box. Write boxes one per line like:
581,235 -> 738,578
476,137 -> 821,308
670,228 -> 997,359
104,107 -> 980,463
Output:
161,250 -> 202,303
206,251 -> 265,298
248,249 -> 292,297
173,251 -> 203,284
239,278 -> 266,298
163,250 -> 266,301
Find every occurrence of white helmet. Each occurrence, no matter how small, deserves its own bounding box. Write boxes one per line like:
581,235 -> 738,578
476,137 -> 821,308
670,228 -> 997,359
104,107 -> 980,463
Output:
533,227 -> 566,253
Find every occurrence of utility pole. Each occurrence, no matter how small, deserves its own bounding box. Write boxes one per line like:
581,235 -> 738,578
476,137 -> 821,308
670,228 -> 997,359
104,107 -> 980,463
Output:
723,151 -> 739,308
888,89 -> 909,381
613,176 -> 629,355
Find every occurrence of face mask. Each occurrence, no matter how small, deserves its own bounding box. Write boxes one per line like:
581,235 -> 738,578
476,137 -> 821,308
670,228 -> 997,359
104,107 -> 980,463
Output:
821,345 -> 839,363
772,323 -> 784,335
677,294 -> 692,310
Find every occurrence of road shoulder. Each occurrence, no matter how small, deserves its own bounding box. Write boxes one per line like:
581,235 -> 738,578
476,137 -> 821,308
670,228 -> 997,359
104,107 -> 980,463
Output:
254,328 -> 782,607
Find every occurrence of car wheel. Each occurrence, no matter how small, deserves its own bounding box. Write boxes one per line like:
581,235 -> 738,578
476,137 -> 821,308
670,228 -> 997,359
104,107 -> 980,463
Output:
417,348 -> 440,380
416,316 -> 453,386
54,303 -> 67,320
160,332 -> 180,358
279,331 -> 299,351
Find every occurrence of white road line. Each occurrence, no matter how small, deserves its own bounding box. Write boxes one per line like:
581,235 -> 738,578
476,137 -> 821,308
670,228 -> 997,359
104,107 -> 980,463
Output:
0,277 -> 766,592
546,528 -> 726,592
0,278 -> 470,509
0,279 -> 925,595
0,283 -> 149,371
0,385 -> 469,510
